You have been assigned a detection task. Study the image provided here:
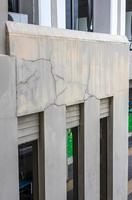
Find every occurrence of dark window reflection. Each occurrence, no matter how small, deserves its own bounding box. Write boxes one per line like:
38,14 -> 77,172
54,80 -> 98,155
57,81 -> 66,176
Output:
67,127 -> 78,200
66,0 -> 93,31
100,118 -> 107,200
129,89 -> 132,132
19,141 -> 38,200
8,0 -> 18,12
128,88 -> 132,199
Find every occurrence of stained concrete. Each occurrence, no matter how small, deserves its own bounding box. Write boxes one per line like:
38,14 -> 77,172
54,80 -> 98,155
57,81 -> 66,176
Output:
6,22 -> 129,116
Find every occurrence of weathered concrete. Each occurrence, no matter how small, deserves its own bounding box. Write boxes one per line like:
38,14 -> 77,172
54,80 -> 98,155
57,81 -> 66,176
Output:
6,22 -> 129,116
5,22 -> 129,200
0,55 -> 19,200
113,91 -> 128,200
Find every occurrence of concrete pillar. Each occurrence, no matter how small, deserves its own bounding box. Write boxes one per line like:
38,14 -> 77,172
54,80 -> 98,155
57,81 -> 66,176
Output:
44,105 -> 67,200
0,56 -> 19,200
0,0 -> 8,54
84,97 -> 100,200
113,91 -> 128,200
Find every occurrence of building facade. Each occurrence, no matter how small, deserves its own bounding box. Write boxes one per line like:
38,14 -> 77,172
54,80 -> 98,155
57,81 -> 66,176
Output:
0,1 -> 130,200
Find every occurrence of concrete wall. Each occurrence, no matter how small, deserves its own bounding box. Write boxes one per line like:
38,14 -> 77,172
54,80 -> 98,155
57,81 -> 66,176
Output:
4,22 -> 129,200
0,55 -> 19,200
0,0 -> 8,53
6,22 -> 128,116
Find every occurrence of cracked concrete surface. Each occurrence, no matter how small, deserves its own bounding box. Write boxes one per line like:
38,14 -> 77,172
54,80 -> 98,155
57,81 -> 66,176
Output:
4,22 -> 129,200
6,22 -> 129,116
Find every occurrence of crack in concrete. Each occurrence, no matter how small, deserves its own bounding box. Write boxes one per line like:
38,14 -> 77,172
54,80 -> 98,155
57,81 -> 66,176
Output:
17,57 -> 100,113
17,69 -> 38,86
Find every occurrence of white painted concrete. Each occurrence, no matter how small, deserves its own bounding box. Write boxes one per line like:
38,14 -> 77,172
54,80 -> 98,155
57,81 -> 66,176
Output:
120,0 -> 126,35
110,0 -> 118,34
57,0 -> 66,28
110,0 -> 126,35
39,0 -> 51,26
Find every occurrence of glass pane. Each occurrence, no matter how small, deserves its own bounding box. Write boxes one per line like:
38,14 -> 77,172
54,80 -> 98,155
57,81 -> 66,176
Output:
67,127 -> 78,200
66,0 -> 93,31
126,0 -> 132,41
129,89 -> 132,132
19,141 -> 38,200
8,0 -> 19,12
78,0 -> 93,31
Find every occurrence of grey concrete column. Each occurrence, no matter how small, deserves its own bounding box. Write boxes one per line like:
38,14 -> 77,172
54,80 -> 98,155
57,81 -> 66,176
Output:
0,0 -> 8,53
84,97 -> 100,200
93,0 -> 111,33
113,91 -> 128,200
44,105 -> 67,200
0,56 -> 19,200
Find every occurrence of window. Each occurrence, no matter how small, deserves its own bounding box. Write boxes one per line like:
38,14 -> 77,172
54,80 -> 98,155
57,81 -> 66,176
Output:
66,104 -> 84,200
67,127 -> 79,200
100,98 -> 113,200
66,0 -> 93,31
128,88 -> 132,199
8,0 -> 39,24
100,118 -> 107,200
18,113 -> 40,200
126,0 -> 132,43
8,0 -> 18,12
19,141 -> 38,200
129,88 -> 132,132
